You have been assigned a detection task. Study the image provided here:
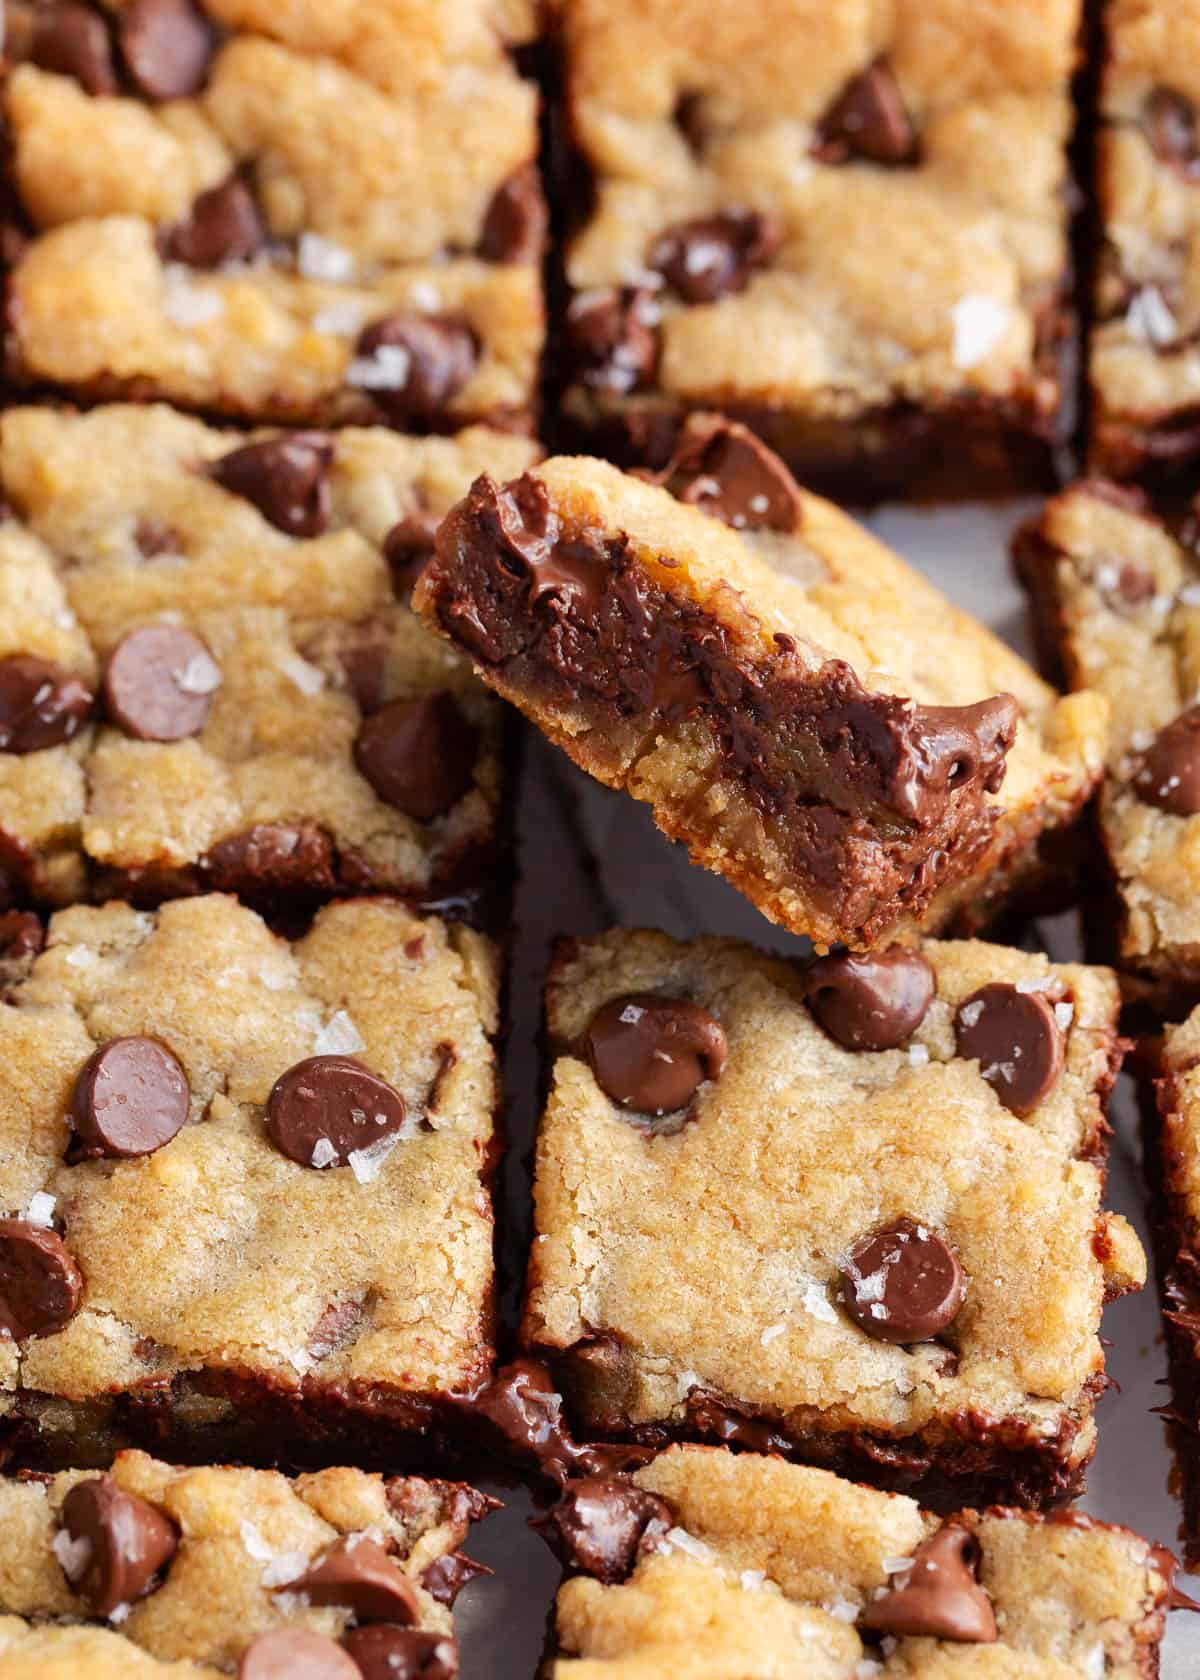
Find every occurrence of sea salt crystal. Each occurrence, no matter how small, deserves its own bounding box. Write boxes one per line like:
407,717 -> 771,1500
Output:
854,1661 -> 884,1679
824,1596 -> 859,1622
801,1280 -> 838,1324
261,1550 -> 309,1588
1054,1001 -> 1074,1030
298,233 -> 355,283
311,301 -> 366,337
239,1522 -> 272,1561
310,1137 -> 338,1169
1082,1643 -> 1106,1680
278,651 -> 324,696
677,1368 -> 701,1395
619,1003 -> 645,1025
345,344 -> 411,390
64,947 -> 96,969
958,999 -> 984,1029
108,1602 -> 131,1625
760,1323 -> 785,1347
314,1010 -> 364,1055
1014,975 -> 1052,993
951,295 -> 1010,369
739,1569 -> 766,1591
882,1555 -> 913,1575
853,1268 -> 888,1304
24,1192 -> 56,1228
661,1527 -> 715,1562
52,1528 -> 92,1580
1126,285 -> 1178,347
348,1133 -> 399,1184
175,651 -> 222,695
907,1043 -> 930,1066
1180,584 -> 1200,608
407,281 -> 442,311
163,265 -> 224,328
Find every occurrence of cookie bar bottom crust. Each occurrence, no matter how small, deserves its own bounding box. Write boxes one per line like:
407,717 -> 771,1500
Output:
0,1369 -> 519,1478
423,476 -> 1019,950
1143,1064 -> 1200,1569
542,1353 -> 1097,1516
559,389 -> 1064,507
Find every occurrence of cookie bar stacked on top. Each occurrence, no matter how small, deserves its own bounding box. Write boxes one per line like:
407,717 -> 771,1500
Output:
416,418 -> 1105,951
0,892 -> 500,1470
0,1450 -> 488,1678
1015,479 -> 1200,1014
1089,0 -> 1200,483
555,0 -> 1081,499
521,928 -> 1142,1508
540,1445 -> 1173,1677
0,403 -> 538,910
2,0 -> 545,435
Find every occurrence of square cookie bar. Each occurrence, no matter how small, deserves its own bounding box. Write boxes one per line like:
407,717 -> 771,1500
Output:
554,0 -> 1080,500
1146,1006 -> 1200,1567
1089,0 -> 1200,482
0,892 -> 500,1468
415,419 -> 1106,952
2,0 -> 544,433
1015,479 -> 1200,1013
541,1445 -> 1173,1677
523,929 -> 1144,1508
0,403 -> 539,911
0,1449 -> 491,1677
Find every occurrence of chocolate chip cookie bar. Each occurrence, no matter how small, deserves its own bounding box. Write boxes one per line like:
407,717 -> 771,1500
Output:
1145,1007 -> 1200,1567
523,929 -> 1144,1507
0,403 -> 539,910
0,1449 -> 490,1677
2,0 -> 544,434
541,1445 -> 1173,1677
0,891 -> 501,1468
1014,479 -> 1200,1013
415,419 -> 1107,952
553,0 -> 1081,500
1088,0 -> 1200,482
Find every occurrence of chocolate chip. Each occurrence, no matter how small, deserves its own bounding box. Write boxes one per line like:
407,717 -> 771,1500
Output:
533,1477 -> 670,1583
1134,705 -> 1200,815
566,287 -> 659,394
0,655 -> 93,754
0,1219 -> 83,1340
208,434 -> 334,537
164,174 -> 263,269
353,314 -> 478,426
586,993 -> 728,1115
103,625 -> 220,742
266,1055 -> 407,1170
276,1535 -> 419,1623
71,1036 -> 189,1159
648,209 -> 780,305
654,416 -> 804,533
205,822 -> 336,892
384,510 -> 442,599
353,691 -> 478,821
467,1358 -> 654,1484
804,948 -> 935,1052
861,1522 -> 997,1642
31,2 -> 118,94
479,162 -> 546,264
134,518 -> 182,559
420,1550 -> 492,1606
60,1474 -> 178,1615
954,982 -> 1065,1116
839,1217 -> 965,1344
342,1628 -> 458,1680
118,0 -> 215,99
814,58 -> 918,166
239,1630 -> 361,1680
904,695 -> 1019,812
1145,87 -> 1200,174
336,620 -> 391,714
0,910 -> 43,965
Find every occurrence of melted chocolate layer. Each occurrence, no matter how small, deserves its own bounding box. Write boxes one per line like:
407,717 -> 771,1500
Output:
425,474 -> 1018,942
